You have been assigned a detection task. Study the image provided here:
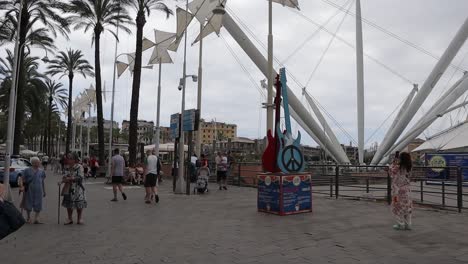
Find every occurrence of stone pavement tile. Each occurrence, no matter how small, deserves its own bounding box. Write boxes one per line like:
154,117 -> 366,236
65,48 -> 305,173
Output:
3,175 -> 468,264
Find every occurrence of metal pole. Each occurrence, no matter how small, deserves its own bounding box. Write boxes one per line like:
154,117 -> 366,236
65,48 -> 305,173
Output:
195,22 -> 204,158
356,0 -> 365,165
266,0 -> 274,135
79,121 -> 83,156
87,104 -> 91,156
4,0 -> 24,201
108,15 -> 120,178
57,123 -> 61,155
176,0 -> 189,194
154,62 -> 162,158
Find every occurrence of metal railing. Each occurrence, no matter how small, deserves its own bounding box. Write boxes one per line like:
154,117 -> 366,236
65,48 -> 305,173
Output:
225,163 -> 468,213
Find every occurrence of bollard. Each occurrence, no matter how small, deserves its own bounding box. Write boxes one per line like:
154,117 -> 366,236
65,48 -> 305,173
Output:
238,163 -> 241,187
366,178 -> 370,193
386,169 -> 391,205
420,181 -> 424,203
442,181 -> 446,208
457,167 -> 463,213
335,166 -> 339,199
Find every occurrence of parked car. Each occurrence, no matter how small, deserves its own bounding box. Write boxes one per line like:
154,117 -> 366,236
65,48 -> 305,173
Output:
0,158 -> 32,187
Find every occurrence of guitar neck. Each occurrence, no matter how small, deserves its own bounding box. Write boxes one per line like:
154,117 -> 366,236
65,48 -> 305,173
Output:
280,68 -> 292,133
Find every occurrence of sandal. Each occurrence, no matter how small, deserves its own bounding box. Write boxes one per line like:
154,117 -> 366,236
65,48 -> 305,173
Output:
392,224 -> 403,230
77,220 -> 84,225
64,220 -> 73,225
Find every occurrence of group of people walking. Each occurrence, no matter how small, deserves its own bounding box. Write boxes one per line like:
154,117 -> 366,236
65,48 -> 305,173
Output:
1,149 -> 414,232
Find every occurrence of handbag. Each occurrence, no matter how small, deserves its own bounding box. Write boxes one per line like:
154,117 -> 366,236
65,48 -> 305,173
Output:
0,200 -> 26,240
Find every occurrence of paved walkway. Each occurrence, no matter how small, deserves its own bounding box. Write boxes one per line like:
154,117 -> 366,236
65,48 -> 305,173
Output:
1,173 -> 468,264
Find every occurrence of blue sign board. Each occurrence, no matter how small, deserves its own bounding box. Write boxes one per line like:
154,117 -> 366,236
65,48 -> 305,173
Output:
182,109 -> 196,132
425,153 -> 468,181
170,113 -> 180,139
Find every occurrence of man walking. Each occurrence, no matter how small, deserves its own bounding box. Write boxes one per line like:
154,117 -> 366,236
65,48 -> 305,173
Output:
110,148 -> 127,202
216,152 -> 228,190
143,149 -> 160,204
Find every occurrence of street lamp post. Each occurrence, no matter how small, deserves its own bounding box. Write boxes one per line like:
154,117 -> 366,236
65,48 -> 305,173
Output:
176,0 -> 191,194
3,0 -> 24,201
154,61 -> 162,158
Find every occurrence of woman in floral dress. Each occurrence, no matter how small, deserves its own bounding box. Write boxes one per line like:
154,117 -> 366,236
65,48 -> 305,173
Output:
389,152 -> 413,230
62,153 -> 87,225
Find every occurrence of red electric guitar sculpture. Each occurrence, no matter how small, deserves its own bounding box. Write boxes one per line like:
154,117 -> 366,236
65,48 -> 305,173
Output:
262,74 -> 282,173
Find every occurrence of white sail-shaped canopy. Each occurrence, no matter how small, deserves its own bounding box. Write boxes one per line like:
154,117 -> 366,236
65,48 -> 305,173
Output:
193,7 -> 224,44
272,0 -> 300,10
149,46 -> 173,64
116,61 -> 129,78
154,29 -> 176,47
168,7 -> 195,52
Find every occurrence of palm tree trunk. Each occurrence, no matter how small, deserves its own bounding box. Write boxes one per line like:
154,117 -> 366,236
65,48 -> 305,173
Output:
94,29 -> 106,170
47,97 -> 52,155
129,11 -> 146,167
13,3 -> 30,154
66,75 -> 73,154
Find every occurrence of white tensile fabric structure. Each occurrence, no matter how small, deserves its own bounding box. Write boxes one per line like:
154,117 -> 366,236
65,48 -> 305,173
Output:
413,122 -> 468,152
148,29 -> 176,64
272,0 -> 300,10
144,143 -> 188,152
168,8 -> 195,52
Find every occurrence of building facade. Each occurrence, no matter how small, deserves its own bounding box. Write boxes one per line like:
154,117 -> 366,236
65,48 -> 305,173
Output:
122,120 -> 154,145
195,119 -> 237,145
78,117 -> 118,130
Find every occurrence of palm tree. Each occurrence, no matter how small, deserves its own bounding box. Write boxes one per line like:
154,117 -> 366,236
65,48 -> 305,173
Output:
0,0 -> 69,154
63,0 -> 132,165
0,50 -> 48,150
126,0 -> 172,166
44,79 -> 67,155
47,49 -> 94,154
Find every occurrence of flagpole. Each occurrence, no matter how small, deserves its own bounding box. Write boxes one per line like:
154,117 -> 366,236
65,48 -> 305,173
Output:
4,0 -> 24,201
195,22 -> 204,158
154,61 -> 162,157
176,0 -> 190,194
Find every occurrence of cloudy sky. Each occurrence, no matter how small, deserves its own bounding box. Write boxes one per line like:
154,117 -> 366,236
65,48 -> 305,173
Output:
5,0 -> 468,148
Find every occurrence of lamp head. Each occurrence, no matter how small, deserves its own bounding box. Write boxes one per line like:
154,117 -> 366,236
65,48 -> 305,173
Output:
212,3 -> 226,15
191,75 -> 198,82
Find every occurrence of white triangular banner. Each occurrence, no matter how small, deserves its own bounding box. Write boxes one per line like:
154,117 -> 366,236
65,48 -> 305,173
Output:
188,0 -> 216,24
167,36 -> 182,52
154,29 -> 176,48
127,53 -> 136,74
193,11 -> 224,44
175,7 -> 195,38
272,0 -> 300,10
149,46 -> 173,64
142,37 -> 155,51
116,61 -> 129,78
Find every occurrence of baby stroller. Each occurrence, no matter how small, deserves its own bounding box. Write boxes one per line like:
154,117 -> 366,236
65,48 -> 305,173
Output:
194,167 -> 210,194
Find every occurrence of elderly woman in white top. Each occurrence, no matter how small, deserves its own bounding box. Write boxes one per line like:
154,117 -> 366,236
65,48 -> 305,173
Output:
19,157 -> 46,224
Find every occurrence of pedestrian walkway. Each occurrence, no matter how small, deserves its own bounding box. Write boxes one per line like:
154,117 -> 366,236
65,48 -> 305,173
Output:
1,174 -> 468,264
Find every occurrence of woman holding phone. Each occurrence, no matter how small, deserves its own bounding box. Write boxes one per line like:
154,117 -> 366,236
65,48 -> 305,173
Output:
389,152 -> 413,230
